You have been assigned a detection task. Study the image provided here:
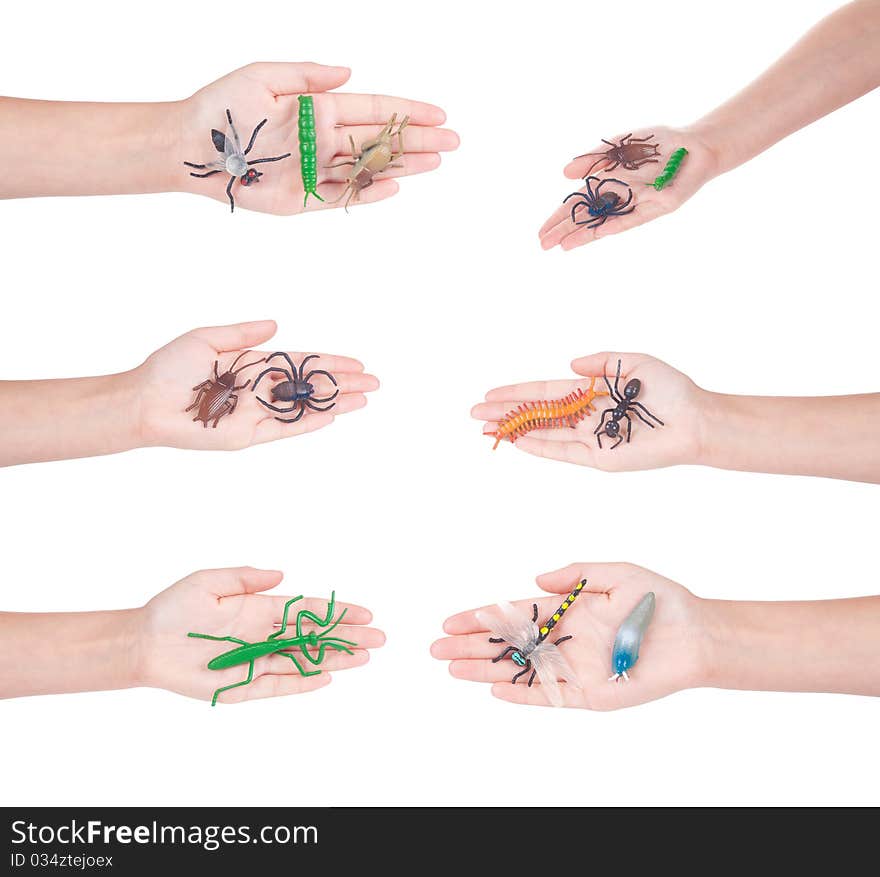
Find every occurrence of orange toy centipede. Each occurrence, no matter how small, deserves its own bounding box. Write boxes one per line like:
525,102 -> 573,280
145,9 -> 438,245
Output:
488,378 -> 608,449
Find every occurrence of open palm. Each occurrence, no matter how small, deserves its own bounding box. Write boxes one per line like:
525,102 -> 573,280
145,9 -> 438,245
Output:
431,562 -> 704,710
137,567 -> 385,704
472,352 -> 706,471
134,319 -> 378,450
180,62 -> 459,214
539,126 -> 717,251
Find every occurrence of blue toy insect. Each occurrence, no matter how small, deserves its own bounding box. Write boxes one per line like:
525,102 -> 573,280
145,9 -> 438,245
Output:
609,592 -> 655,682
563,176 -> 635,229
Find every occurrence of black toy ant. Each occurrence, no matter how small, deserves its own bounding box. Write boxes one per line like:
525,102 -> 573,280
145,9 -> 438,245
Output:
594,359 -> 664,449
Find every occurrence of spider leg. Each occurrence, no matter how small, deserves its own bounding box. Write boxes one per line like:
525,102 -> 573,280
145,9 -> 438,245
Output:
266,352 -> 301,379
492,645 -> 518,663
295,354 -> 321,381
243,118 -> 268,155
310,392 -> 339,405
303,368 -> 338,387
611,187 -> 634,212
225,176 -> 235,213
256,398 -> 297,415
188,170 -> 223,178
631,401 -> 665,426
252,367 -> 293,392
585,176 -> 598,202
305,400 -> 336,412
247,153 -> 292,166
582,214 -> 607,228
274,403 -> 306,424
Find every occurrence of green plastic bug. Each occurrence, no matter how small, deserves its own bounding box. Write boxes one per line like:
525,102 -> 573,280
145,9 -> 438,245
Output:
647,147 -> 688,191
188,592 -> 356,706
298,95 -> 324,207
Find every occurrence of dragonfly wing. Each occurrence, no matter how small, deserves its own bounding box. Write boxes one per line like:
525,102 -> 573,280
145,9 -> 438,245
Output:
476,601 -> 538,652
531,641 -> 581,708
211,129 -> 229,154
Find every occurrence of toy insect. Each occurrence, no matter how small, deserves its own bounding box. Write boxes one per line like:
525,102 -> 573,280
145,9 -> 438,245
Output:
574,133 -> 661,176
477,579 -> 586,708
183,108 -> 291,212
298,95 -> 324,207
189,592 -> 356,706
487,378 -> 607,449
564,176 -> 635,228
646,147 -> 688,191
594,359 -> 664,449
325,113 -> 408,211
609,592 -> 655,682
252,353 -> 338,423
185,351 -> 266,428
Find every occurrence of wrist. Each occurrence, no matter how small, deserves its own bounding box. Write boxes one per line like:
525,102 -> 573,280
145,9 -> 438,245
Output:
683,119 -> 730,180
693,390 -> 740,470
115,608 -> 148,690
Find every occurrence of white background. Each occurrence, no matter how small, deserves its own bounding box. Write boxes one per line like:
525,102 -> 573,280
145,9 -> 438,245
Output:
1,0 -> 878,806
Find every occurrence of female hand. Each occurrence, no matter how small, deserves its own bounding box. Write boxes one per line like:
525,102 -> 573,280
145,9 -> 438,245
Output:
431,562 -> 703,710
539,126 -> 717,251
135,319 -> 378,450
472,352 -> 706,471
180,62 -> 459,213
137,567 -> 386,705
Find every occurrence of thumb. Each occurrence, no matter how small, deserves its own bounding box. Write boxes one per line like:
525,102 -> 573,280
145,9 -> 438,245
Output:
191,567 -> 285,598
189,319 -> 277,353
245,61 -> 351,95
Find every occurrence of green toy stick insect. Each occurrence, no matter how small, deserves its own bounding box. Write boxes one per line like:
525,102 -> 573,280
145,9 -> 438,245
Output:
298,95 -> 324,207
188,592 -> 356,706
647,147 -> 688,191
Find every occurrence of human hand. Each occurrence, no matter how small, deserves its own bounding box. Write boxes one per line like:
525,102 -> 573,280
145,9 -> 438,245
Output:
539,126 -> 718,251
472,352 -> 706,471
135,567 -> 385,705
179,62 -> 459,214
133,319 -> 378,450
431,562 -> 704,710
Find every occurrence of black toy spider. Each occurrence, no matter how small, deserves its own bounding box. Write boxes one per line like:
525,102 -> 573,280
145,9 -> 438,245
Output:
594,359 -> 664,449
563,176 -> 635,228
251,353 -> 339,423
183,109 -> 291,212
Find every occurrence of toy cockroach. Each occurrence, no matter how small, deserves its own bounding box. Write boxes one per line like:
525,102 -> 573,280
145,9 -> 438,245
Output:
574,133 -> 661,175
646,147 -> 688,190
478,579 -> 586,708
185,351 -> 265,428
488,378 -> 607,449
188,593 -> 356,706
298,95 -> 324,207
609,592 -> 655,682
325,113 -> 408,211
183,109 -> 291,212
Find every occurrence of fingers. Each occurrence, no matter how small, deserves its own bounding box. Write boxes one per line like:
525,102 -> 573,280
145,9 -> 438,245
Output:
431,633 -> 505,660
536,562 -> 638,594
309,178 -> 400,211
330,93 -> 447,126
219,671 -> 332,704
440,595 -> 569,636
242,62 -> 351,96
491,681 -> 585,708
189,320 -> 278,353
331,124 -> 459,156
570,351 -> 624,378
510,436 -> 595,467
250,410 -> 335,445
252,352 -> 366,374
262,596 -> 374,627
559,198 -> 666,251
253,368 -> 378,397
482,379 -> 600,404
449,659 -> 520,683
191,566 -> 284,598
323,153 -> 441,183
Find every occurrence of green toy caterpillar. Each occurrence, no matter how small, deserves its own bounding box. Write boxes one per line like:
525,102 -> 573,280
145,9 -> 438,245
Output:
647,147 -> 688,191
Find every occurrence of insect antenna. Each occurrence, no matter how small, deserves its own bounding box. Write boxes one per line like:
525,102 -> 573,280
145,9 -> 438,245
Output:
227,351 -> 267,375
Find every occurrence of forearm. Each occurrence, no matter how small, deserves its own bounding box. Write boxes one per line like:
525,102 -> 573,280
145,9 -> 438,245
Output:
0,372 -> 143,466
0,97 -> 182,198
699,392 -> 880,483
698,596 -> 880,696
0,609 -> 141,698
690,0 -> 880,175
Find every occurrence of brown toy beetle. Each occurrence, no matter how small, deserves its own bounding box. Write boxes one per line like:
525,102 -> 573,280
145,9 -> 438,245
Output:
326,113 -> 409,211
574,133 -> 661,176
185,351 -> 265,428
